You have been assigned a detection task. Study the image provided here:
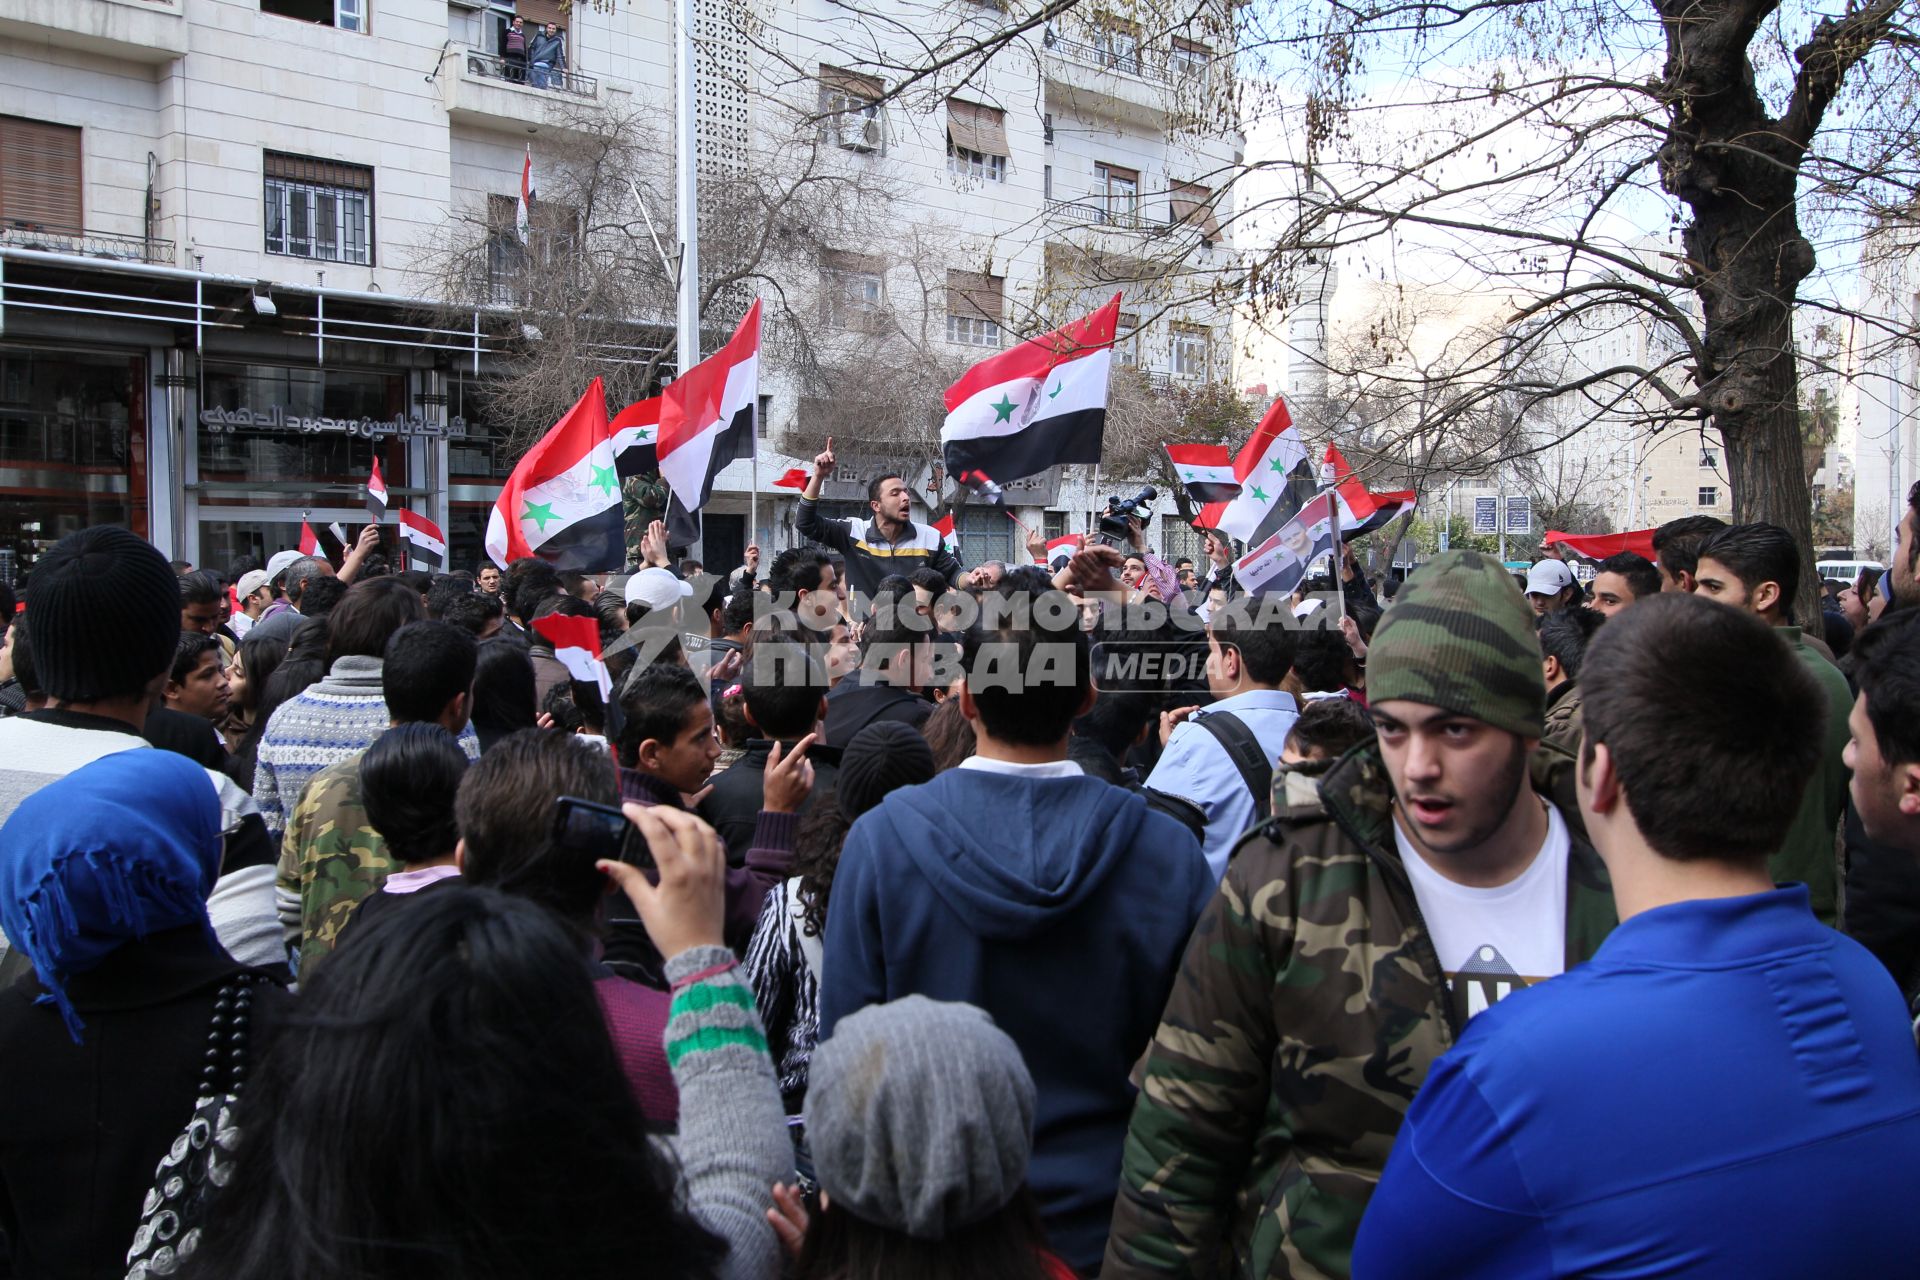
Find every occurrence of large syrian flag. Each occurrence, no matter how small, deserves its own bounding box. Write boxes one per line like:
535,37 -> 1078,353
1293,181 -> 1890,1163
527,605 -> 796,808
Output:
1325,445 -> 1416,539
397,509 -> 447,567
658,300 -> 760,518
612,394 -> 662,479
1166,442 -> 1239,504
484,378 -> 624,571
1194,396 -> 1317,548
942,294 -> 1118,490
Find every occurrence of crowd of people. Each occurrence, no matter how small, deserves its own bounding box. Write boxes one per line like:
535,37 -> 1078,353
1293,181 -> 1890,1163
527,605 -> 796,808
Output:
1,460 -> 1920,1278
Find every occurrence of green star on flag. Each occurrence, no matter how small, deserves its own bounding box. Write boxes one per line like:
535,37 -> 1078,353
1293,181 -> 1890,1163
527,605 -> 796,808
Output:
1268,456 -> 1287,473
636,427 -> 652,441
991,395 -> 1018,423
590,463 -> 618,495
1048,381 -> 1062,399
521,500 -> 557,531
1250,486 -> 1269,503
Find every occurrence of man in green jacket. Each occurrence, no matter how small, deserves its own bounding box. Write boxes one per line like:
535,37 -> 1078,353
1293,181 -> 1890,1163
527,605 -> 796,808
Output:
1694,522 -> 1852,926
1104,550 -> 1617,1280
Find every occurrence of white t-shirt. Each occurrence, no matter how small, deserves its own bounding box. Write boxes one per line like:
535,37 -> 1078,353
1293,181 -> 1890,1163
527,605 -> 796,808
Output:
1395,802 -> 1570,1025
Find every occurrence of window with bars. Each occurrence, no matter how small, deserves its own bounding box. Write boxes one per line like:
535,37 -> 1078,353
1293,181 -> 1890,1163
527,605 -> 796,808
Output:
819,66 -> 885,154
261,0 -> 364,31
946,269 -> 1004,348
1171,324 -> 1211,379
959,506 -> 1015,566
820,250 -> 886,330
1091,16 -> 1142,72
264,153 -> 372,265
0,116 -> 82,233
1095,163 -> 1139,224
1698,486 -> 1719,507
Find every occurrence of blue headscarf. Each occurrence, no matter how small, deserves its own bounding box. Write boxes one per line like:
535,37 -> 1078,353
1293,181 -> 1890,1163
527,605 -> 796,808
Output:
1,749 -> 224,1041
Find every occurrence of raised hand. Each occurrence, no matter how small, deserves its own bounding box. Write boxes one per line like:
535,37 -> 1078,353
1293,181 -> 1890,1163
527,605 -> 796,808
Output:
763,732 -> 818,814
601,805 -> 727,958
814,434 -> 836,475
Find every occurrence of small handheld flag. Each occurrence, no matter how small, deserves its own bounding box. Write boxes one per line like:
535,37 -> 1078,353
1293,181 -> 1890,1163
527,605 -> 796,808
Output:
532,613 -> 612,704
484,378 -> 624,571
771,468 -> 810,490
612,394 -> 662,479
397,509 -> 448,567
1165,442 -> 1240,504
932,511 -> 956,551
366,458 -> 389,521
299,520 -> 321,558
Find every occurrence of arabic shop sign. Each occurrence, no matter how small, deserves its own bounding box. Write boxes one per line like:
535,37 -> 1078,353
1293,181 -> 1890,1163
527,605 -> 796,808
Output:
199,405 -> 468,439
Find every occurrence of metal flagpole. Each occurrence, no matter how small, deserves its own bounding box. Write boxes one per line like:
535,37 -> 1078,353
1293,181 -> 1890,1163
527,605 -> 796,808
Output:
1323,459 -> 1346,621
674,0 -> 701,554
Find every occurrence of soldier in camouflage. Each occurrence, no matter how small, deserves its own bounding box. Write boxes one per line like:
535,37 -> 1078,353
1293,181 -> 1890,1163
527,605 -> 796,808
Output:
1104,550 -> 1618,1280
623,473 -> 670,569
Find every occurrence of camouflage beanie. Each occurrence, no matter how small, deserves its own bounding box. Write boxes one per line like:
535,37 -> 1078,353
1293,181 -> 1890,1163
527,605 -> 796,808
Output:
1366,550 -> 1546,738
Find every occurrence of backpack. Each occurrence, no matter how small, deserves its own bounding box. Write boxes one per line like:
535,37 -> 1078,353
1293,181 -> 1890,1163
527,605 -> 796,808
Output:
1193,710 -> 1273,823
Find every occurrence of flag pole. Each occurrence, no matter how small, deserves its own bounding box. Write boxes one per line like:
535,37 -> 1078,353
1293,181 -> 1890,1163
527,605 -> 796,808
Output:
673,0 -> 701,555
1086,463 -> 1101,538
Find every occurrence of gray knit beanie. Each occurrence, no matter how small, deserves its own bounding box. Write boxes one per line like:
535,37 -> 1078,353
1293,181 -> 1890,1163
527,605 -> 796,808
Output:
25,526 -> 181,703
806,996 -> 1035,1239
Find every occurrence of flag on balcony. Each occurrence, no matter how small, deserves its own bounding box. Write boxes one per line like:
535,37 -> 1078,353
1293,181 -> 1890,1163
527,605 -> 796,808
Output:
398,509 -> 448,567
1165,442 -> 1239,504
1193,395 -> 1317,548
942,294 -> 1119,490
612,394 -> 661,478
1324,445 -> 1417,539
484,377 -> 624,571
530,612 -> 612,704
517,144 -> 534,246
366,457 -> 388,521
298,520 -> 321,558
658,300 -> 760,520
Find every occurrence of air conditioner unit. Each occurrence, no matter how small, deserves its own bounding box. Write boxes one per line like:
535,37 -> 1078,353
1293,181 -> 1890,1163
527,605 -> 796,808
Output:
840,116 -> 883,153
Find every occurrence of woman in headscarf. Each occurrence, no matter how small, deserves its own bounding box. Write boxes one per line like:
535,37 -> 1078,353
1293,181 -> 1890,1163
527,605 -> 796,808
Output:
0,748 -> 290,1278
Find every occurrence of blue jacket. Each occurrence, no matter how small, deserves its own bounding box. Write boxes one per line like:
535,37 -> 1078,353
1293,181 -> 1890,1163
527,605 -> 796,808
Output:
819,765 -> 1212,1273
1353,885 -> 1920,1278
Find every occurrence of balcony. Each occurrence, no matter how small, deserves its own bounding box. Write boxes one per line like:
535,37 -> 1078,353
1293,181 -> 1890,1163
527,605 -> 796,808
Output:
1042,30 -> 1220,127
0,223 -> 174,265
439,45 -> 626,138
1046,198 -> 1159,234
0,0 -> 187,63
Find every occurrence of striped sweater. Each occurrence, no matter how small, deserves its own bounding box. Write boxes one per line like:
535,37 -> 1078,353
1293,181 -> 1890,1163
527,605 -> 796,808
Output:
251,655 -> 480,840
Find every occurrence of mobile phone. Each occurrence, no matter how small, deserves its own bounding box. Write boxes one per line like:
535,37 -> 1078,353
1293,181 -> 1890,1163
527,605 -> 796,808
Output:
552,795 -> 653,870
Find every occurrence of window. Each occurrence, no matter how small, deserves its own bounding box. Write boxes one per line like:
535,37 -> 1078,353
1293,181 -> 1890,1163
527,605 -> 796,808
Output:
0,117 -> 82,233
484,191 -> 576,301
959,506 -> 1015,566
1043,113 -> 1054,144
1699,447 -> 1719,468
1043,510 -> 1067,543
264,153 -> 372,265
946,98 -> 1008,183
1091,16 -> 1142,73
1044,165 -> 1052,199
1114,311 -> 1141,367
1171,324 -> 1210,379
261,0 -> 364,31
1095,163 -> 1139,225
946,269 -> 1003,347
1170,36 -> 1210,76
1168,180 -> 1222,242
818,66 -> 885,154
820,250 -> 886,330
1697,486 -> 1719,507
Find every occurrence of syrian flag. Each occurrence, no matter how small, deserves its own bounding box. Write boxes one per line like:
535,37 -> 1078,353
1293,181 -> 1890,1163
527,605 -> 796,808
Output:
1040,533 -> 1082,568
517,144 -> 534,246
299,520 -> 321,557
484,378 -> 624,571
366,457 -> 389,521
531,613 -> 612,704
1234,490 -> 1342,599
397,509 -> 447,566
931,511 -> 956,552
771,468 -> 810,490
942,294 -> 1118,489
1543,528 -> 1657,561
612,394 -> 661,479
1166,442 -> 1239,504
1325,445 -> 1416,539
1194,396 -> 1317,548
658,300 -> 760,519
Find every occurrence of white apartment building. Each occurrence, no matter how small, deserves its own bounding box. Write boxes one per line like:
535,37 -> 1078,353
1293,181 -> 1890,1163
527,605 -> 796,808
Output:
0,0 -> 1239,578
1851,233 -> 1917,561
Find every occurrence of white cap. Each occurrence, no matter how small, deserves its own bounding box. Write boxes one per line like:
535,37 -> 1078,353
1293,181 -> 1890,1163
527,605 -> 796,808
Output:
624,567 -> 694,612
265,549 -> 304,583
236,569 -> 272,599
1525,559 -> 1577,597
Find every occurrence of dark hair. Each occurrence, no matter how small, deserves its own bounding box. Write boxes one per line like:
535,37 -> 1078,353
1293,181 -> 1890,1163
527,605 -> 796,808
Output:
359,724 -> 469,866
298,575 -> 347,620
457,729 -> 619,933
1595,551 -> 1661,600
542,680 -> 593,736
909,566 -> 948,595
10,624 -> 39,700
1651,515 -> 1727,584
615,663 -> 708,768
1698,522 -> 1799,617
1852,610 -> 1920,768
393,569 -> 433,597
770,547 -> 831,598
720,589 -> 758,636
920,697 -> 976,770
178,570 -> 223,608
190,887 -> 725,1280
441,588 -> 504,637
506,557 -> 563,623
1537,606 -> 1603,682
469,638 -> 538,752
1907,479 -> 1920,575
866,472 -> 903,504
1822,608 -> 1854,660
1285,696 -> 1374,759
742,642 -> 827,739
1580,593 -> 1821,864
533,594 -> 598,632
1291,627 -> 1351,694
995,564 -> 1053,596
1072,688 -> 1157,760
282,556 -> 333,600
789,785 -> 854,938
962,610 -> 1088,747
326,578 -> 426,665
384,621 -> 478,725
795,1189 -> 1054,1280
235,630 -> 288,720
677,559 -> 704,579
170,632 -> 221,685
424,575 -> 473,620
232,622 -> 327,788
227,555 -> 262,581
169,559 -> 193,574
1208,608 -> 1297,685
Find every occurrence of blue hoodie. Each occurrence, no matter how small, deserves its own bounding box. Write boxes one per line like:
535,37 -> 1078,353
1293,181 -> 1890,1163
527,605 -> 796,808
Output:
819,765 -> 1212,1272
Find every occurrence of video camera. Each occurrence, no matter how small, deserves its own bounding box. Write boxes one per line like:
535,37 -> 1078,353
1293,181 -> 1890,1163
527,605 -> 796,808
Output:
1090,486 -> 1158,550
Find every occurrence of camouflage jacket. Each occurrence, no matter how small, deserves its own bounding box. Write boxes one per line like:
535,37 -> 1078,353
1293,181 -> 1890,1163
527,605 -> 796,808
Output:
1541,680 -> 1584,755
273,755 -> 391,976
1104,742 -> 1616,1280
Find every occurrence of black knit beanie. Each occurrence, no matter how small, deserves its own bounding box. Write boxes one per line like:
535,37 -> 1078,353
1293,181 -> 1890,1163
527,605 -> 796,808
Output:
838,719 -> 937,819
26,526 -> 181,702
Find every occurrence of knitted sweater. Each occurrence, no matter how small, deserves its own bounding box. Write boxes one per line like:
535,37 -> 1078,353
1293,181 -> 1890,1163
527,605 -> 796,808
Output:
658,945 -> 791,1280
251,656 -> 480,841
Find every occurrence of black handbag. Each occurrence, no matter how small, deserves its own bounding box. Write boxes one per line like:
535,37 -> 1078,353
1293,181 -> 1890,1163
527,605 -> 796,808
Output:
124,972 -> 261,1278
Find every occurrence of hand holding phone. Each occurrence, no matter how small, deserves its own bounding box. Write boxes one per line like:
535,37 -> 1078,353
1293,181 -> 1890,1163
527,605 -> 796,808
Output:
553,796 -> 653,870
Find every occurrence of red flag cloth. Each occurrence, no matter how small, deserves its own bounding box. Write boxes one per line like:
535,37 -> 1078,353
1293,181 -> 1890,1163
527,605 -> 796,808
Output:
771,468 -> 809,490
1545,529 -> 1657,561
298,521 -> 320,557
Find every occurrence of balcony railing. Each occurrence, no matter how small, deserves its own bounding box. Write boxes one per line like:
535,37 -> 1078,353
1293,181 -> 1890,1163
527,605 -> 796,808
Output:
1043,33 -> 1175,87
1045,198 -> 1157,233
0,223 -> 174,265
462,48 -> 598,98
